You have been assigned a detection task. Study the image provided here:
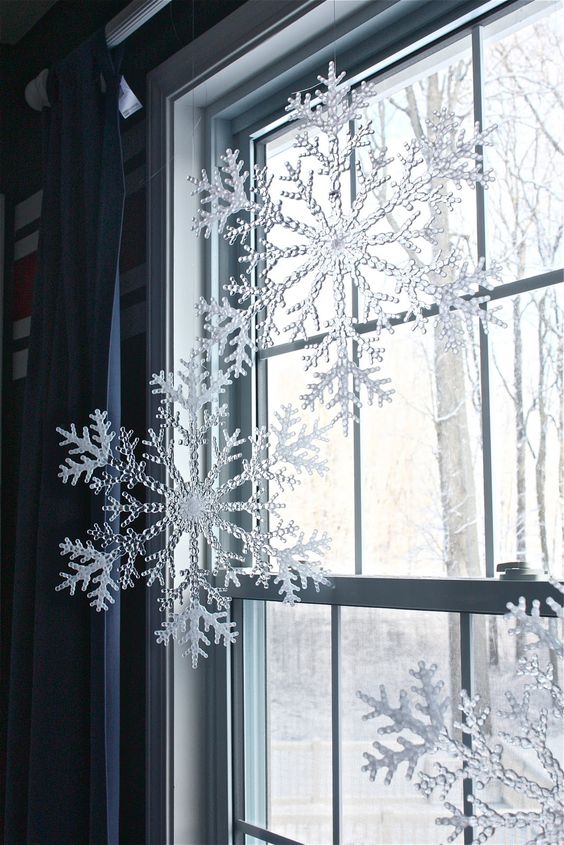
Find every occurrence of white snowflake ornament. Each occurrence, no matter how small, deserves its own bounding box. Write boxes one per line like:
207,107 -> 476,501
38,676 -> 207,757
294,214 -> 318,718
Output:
359,583 -> 564,843
57,352 -> 331,666
189,62 -> 504,432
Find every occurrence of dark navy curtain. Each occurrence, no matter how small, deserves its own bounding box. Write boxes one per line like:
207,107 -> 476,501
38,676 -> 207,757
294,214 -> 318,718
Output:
4,30 -> 124,844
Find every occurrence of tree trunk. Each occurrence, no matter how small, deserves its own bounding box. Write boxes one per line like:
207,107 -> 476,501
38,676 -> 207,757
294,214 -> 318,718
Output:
421,74 -> 491,726
433,339 -> 481,578
488,615 -> 499,667
513,297 -> 527,564
556,294 -> 564,566
539,288 -> 561,687
535,292 -> 549,572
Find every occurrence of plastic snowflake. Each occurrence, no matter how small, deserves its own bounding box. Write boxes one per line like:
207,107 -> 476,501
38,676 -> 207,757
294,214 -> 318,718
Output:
188,62 -> 504,432
358,581 -> 564,843
57,351 -> 330,666
357,661 -> 449,784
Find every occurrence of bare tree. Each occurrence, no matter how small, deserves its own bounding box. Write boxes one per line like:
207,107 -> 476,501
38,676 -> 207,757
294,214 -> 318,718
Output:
373,57 -> 491,715
488,16 -> 563,683
489,15 -> 562,577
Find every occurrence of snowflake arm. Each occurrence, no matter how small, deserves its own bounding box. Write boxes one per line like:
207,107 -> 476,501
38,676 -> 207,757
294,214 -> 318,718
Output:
419,110 -> 495,189
156,598 -> 238,668
196,297 -> 256,377
57,537 -> 118,611
301,321 -> 393,433
434,802 -> 474,844
429,258 -> 505,353
285,62 -> 377,139
150,352 -> 231,417
506,589 -> 563,659
514,654 -> 564,718
269,404 -> 330,481
188,148 -> 256,238
271,529 -> 331,604
57,410 -> 114,485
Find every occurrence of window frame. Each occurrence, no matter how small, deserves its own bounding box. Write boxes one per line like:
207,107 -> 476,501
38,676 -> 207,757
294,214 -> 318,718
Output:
147,1 -> 562,842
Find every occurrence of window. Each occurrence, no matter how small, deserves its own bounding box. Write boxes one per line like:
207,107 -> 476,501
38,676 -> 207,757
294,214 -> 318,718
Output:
149,1 -> 563,842
227,5 -> 563,844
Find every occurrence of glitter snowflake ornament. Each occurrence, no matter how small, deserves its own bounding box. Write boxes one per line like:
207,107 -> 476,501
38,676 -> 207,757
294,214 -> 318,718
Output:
57,351 -> 330,666
358,582 -> 563,843
189,62 -> 504,432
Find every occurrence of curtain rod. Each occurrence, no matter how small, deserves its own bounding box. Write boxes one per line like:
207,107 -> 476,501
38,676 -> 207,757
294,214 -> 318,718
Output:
25,0 -> 172,111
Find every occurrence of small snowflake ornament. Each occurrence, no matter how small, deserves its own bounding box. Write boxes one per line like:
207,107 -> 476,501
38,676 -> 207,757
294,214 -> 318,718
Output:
188,62 -> 504,432
57,351 -> 331,666
358,582 -> 564,843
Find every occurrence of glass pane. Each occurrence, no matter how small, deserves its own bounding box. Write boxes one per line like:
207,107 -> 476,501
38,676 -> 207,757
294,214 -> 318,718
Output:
266,602 -> 332,844
362,317 -> 484,576
342,608 -> 462,844
490,286 -> 563,578
268,348 -> 356,574
484,4 -> 564,283
359,36 -> 477,318
473,609 -> 563,844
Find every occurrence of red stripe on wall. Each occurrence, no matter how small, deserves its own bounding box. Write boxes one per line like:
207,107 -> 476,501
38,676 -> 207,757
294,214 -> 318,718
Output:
13,252 -> 37,320
12,189 -> 146,323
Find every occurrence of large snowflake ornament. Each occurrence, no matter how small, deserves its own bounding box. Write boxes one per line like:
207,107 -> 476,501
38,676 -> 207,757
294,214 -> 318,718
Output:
358,582 -> 564,843
188,62 -> 504,432
57,352 -> 330,666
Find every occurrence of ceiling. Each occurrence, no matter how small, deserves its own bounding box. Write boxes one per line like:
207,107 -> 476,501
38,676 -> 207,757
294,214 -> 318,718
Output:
0,0 -> 58,44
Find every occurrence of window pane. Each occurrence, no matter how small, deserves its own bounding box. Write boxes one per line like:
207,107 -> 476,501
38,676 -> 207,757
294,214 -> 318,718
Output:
267,349 -> 356,574
472,610 -> 563,844
490,286 -> 563,578
359,37 -> 476,317
266,603 -> 332,844
362,318 -> 484,576
342,607 -> 462,844
484,4 -> 564,283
